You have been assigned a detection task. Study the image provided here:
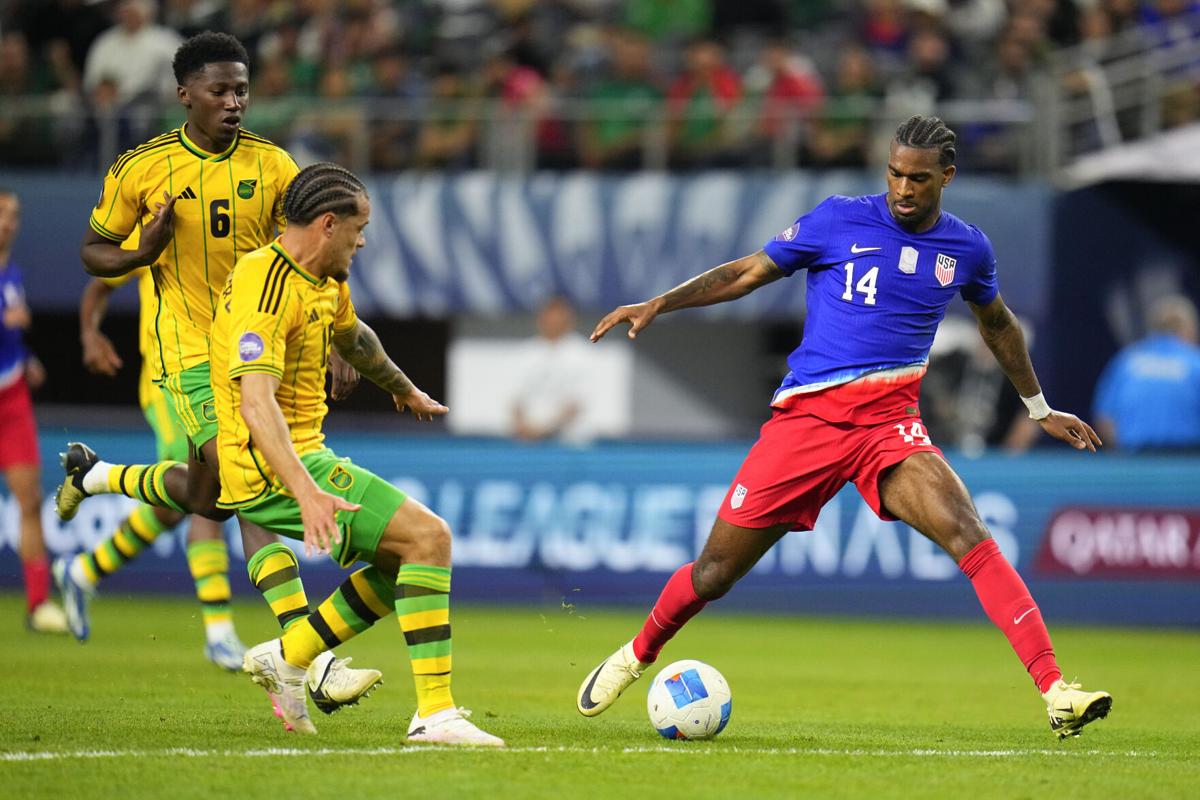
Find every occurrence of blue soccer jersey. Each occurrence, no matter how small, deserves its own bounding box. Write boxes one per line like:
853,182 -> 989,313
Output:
762,193 -> 998,408
0,260 -> 30,390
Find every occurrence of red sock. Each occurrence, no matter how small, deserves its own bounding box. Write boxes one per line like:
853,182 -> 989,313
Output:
23,556 -> 50,614
632,563 -> 708,664
959,539 -> 1062,693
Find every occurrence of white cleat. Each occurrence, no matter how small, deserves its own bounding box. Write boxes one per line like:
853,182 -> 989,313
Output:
406,706 -> 504,747
576,640 -> 650,717
1043,679 -> 1113,739
27,600 -> 69,635
307,650 -> 382,715
205,629 -> 247,671
242,639 -> 316,735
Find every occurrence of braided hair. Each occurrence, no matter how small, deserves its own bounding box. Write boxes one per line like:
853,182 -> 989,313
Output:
893,115 -> 957,167
172,32 -> 249,85
281,163 -> 367,225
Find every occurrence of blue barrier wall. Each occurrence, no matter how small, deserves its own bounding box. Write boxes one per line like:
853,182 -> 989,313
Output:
1,428 -> 1196,627
5,172 -> 1052,321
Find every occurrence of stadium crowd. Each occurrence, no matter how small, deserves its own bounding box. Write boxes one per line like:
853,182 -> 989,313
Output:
1,0 -> 1199,172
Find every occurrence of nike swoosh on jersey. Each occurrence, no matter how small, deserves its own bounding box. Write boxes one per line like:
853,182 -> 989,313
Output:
1013,607 -> 1037,624
850,244 -> 882,253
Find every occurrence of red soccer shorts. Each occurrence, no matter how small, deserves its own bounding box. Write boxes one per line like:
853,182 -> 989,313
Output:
718,402 -> 943,531
0,376 -> 40,469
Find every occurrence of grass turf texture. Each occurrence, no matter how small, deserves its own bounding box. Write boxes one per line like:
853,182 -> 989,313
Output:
1,593 -> 1196,799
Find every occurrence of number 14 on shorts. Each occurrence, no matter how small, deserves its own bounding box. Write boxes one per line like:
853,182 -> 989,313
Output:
894,421 -> 931,446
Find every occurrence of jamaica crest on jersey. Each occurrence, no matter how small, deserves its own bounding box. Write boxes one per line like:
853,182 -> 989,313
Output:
237,179 -> 257,200
934,253 -> 957,287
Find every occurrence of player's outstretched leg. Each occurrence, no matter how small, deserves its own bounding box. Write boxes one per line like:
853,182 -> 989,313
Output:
578,519 -> 786,717
269,565 -> 391,712
879,452 -> 1112,738
55,504 -> 178,641
55,442 -> 187,521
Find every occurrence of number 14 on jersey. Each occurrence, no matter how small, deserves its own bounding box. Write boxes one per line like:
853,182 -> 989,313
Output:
841,262 -> 878,306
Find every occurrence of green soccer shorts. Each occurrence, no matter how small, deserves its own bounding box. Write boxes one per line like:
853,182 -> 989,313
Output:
236,448 -> 407,566
142,383 -> 189,463
160,362 -> 218,449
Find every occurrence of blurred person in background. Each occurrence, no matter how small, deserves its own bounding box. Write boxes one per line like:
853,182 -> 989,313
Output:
365,45 -> 428,171
624,0 -> 712,44
510,296 -> 600,445
744,36 -> 824,165
804,45 -> 881,167
414,61 -> 481,169
577,27 -> 663,170
666,37 -> 744,168
1093,295 -> 1200,452
0,188 -> 66,634
83,0 -> 181,107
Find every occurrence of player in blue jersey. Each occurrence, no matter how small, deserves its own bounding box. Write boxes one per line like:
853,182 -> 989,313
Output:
576,116 -> 1112,739
0,188 -> 68,633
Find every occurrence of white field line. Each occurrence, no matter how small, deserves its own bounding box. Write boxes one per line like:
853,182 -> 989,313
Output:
0,746 -> 1156,762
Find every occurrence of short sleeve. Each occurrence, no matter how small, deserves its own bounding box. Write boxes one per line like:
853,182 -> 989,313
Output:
89,164 -> 143,243
960,229 -> 999,306
333,281 -> 358,333
225,268 -> 299,381
761,196 -> 837,276
272,152 -> 302,231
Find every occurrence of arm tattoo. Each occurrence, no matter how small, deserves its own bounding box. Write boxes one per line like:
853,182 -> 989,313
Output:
977,303 -> 1040,397
332,321 -> 415,396
659,264 -> 740,312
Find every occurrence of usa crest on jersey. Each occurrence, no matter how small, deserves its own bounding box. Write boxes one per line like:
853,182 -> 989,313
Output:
935,253 -> 957,286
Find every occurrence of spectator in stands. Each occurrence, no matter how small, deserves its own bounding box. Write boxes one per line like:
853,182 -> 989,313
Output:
859,0 -> 911,68
0,32 -> 66,165
365,46 -> 429,171
804,45 -> 881,167
744,37 -> 824,164
414,62 -> 481,169
885,25 -> 959,114
624,0 -> 713,44
82,0 -> 181,105
510,296 -> 601,446
11,0 -> 108,89
1093,295 -> 1200,452
666,38 -> 744,168
248,54 -> 305,145
578,27 -> 663,170
256,14 -> 320,93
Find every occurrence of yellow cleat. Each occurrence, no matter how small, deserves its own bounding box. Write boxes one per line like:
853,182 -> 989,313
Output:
577,640 -> 650,717
54,442 -> 99,521
1044,679 -> 1112,739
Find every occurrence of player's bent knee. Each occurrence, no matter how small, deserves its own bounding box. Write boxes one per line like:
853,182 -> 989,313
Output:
691,559 -> 735,601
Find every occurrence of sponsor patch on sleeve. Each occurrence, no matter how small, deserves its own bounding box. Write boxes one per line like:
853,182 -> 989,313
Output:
238,332 -> 265,362
777,223 -> 799,242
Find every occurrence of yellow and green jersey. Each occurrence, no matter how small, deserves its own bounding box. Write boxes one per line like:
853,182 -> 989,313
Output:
101,268 -> 159,410
211,240 -> 358,507
89,125 -> 299,379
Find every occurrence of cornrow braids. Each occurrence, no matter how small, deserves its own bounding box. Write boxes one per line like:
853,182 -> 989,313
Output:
173,31 -> 249,85
282,163 -> 368,225
893,115 -> 957,167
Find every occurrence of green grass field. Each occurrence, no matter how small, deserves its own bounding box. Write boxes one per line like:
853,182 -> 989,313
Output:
2,593 -> 1196,799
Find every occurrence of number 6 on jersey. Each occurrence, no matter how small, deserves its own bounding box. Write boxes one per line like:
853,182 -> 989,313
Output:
841,262 -> 878,306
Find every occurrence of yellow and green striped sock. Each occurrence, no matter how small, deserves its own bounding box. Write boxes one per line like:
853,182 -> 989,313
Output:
396,564 -> 454,717
106,462 -> 186,513
247,543 -> 310,631
75,504 -> 169,586
279,566 -> 394,668
186,539 -> 232,631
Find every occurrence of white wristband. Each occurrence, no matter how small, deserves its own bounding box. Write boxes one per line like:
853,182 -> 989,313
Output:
1021,392 -> 1051,421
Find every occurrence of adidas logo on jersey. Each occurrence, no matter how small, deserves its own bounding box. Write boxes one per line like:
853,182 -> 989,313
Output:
308,309 -> 320,323
177,187 -> 197,200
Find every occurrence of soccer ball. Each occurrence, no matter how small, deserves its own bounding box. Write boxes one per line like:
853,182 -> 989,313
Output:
646,659 -> 732,740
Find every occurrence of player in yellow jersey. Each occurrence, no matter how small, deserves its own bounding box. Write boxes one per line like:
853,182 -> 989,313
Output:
51,270 -> 246,667
53,32 -> 380,722
222,163 -> 502,745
